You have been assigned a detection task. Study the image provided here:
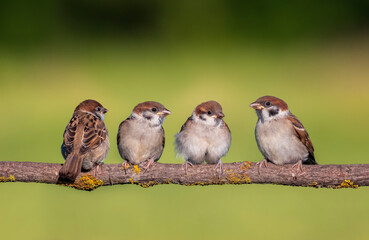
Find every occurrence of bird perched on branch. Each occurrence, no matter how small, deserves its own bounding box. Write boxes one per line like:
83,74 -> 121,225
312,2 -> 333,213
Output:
60,99 -> 110,181
175,101 -> 231,176
249,96 -> 317,172
117,101 -> 171,172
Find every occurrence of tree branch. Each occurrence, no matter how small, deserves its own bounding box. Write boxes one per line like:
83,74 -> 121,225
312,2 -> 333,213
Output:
0,161 -> 368,190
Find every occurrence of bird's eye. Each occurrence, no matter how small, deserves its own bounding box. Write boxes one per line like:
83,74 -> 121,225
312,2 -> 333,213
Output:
265,101 -> 271,107
207,111 -> 212,115
96,107 -> 101,111
151,108 -> 157,112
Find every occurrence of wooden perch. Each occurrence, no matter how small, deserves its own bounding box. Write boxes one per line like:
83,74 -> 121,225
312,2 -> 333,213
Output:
0,161 -> 368,190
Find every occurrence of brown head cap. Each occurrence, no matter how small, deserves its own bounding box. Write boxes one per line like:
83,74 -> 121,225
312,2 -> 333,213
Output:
250,96 -> 289,111
74,99 -> 106,113
194,100 -> 225,118
133,101 -> 171,116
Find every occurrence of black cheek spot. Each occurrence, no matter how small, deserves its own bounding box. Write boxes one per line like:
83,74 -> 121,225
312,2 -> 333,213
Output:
143,112 -> 152,120
269,109 -> 279,117
199,115 -> 206,121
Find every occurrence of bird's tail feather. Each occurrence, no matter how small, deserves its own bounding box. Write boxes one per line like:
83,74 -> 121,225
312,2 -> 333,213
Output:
59,154 -> 83,181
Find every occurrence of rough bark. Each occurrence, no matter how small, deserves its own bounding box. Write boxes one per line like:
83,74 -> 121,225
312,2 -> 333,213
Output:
0,161 -> 368,190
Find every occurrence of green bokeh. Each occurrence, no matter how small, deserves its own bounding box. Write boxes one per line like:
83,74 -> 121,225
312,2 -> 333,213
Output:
0,42 -> 368,240
1,1 -> 369,239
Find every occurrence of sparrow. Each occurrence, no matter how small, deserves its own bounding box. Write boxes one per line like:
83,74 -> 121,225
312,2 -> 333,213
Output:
60,99 -> 110,181
117,101 -> 171,172
175,101 -> 231,176
249,96 -> 317,172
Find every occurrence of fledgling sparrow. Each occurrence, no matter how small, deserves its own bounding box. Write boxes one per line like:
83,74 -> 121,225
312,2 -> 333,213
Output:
250,96 -> 317,172
60,99 -> 110,181
175,101 -> 231,176
117,101 -> 171,171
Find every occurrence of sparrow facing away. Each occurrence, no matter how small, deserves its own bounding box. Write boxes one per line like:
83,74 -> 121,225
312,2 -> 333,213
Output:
117,101 -> 171,171
250,96 -> 317,172
175,101 -> 231,176
60,99 -> 110,181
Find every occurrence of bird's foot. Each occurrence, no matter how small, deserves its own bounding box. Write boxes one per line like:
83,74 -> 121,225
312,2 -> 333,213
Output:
256,158 -> 268,174
291,161 -> 304,177
93,162 -> 104,177
121,161 -> 130,174
215,160 -> 223,178
142,158 -> 155,173
183,161 -> 193,175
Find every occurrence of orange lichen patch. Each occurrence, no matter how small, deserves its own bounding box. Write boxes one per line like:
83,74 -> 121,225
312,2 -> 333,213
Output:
133,165 -> 141,174
308,182 -> 319,188
225,170 -> 251,184
138,181 -> 159,188
339,180 -> 359,189
163,178 -> 173,184
0,175 -> 15,182
240,161 -> 252,170
129,178 -> 135,184
70,174 -> 104,191
127,178 -> 160,188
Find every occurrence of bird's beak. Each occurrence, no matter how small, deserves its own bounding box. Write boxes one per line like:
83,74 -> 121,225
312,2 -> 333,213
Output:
217,112 -> 225,119
211,112 -> 225,119
249,102 -> 264,110
102,108 -> 108,114
157,109 -> 171,116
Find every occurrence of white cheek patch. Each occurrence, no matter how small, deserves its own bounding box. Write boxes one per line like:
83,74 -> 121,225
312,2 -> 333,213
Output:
193,114 -> 218,126
262,109 -> 290,122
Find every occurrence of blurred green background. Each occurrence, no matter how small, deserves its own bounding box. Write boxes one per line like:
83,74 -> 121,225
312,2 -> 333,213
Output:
0,1 -> 369,239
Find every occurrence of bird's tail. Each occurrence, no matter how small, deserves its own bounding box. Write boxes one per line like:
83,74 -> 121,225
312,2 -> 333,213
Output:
59,154 -> 83,181
305,152 -> 317,165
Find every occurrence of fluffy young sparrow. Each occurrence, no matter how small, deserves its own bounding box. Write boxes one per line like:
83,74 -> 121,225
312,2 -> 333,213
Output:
175,101 -> 231,176
250,96 -> 317,172
117,101 -> 171,171
60,99 -> 110,181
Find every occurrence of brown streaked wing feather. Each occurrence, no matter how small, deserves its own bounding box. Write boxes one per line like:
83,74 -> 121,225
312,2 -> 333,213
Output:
161,126 -> 165,149
287,114 -> 315,159
80,115 -> 108,155
62,115 -> 79,158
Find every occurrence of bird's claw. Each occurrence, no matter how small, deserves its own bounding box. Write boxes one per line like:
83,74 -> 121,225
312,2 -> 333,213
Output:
291,161 -> 304,177
183,161 -> 193,175
121,161 -> 130,174
256,158 -> 268,174
142,158 -> 155,173
215,160 -> 223,178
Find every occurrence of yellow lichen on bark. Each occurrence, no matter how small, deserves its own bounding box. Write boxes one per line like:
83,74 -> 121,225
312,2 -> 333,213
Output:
133,165 -> 141,174
339,180 -> 358,189
71,174 -> 104,191
0,175 -> 15,182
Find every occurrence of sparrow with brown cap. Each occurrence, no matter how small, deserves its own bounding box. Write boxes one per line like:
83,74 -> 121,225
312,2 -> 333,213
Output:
250,96 -> 317,172
60,99 -> 110,181
175,100 -> 231,176
117,101 -> 171,172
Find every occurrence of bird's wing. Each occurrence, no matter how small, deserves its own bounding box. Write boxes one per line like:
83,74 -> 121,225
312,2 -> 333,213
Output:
117,117 -> 130,147
287,114 -> 316,163
179,117 -> 193,132
223,121 -> 231,134
62,114 -> 79,158
79,113 -> 108,155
